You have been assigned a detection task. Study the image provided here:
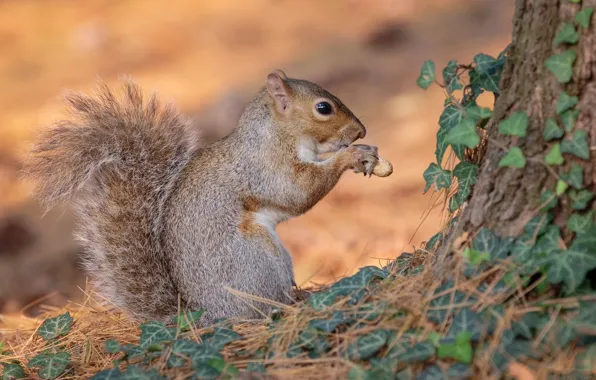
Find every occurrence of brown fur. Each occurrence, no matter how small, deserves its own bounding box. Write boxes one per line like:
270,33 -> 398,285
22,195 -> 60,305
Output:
21,70 -> 379,324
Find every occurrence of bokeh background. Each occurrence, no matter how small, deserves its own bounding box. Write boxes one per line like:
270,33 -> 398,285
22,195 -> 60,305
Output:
0,0 -> 514,316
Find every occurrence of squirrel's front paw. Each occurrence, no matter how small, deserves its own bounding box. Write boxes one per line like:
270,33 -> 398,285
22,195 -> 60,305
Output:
348,144 -> 379,177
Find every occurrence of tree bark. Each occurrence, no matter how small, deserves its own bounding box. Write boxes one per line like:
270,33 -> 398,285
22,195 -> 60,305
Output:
459,0 -> 596,238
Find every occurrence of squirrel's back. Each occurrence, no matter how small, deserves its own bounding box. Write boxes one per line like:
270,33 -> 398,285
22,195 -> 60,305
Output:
23,80 -> 201,320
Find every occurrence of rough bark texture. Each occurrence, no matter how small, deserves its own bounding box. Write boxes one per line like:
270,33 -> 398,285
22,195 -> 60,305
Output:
460,0 -> 596,237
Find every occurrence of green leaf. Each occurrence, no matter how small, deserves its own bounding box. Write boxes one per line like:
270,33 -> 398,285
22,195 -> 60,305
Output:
448,308 -> 482,341
561,164 -> 584,190
576,8 -> 594,28
543,118 -> 564,141
567,210 -> 594,233
462,248 -> 489,266
27,352 -> 70,380
309,311 -> 352,332
533,225 -> 561,257
172,310 -> 204,331
443,60 -> 463,93
119,366 -> 165,380
545,143 -> 565,165
540,189 -> 559,211
121,344 -> 144,359
570,189 -> 594,210
166,339 -> 200,368
208,358 -> 240,376
423,163 -> 452,193
556,91 -> 579,115
37,312 -> 73,341
575,344 -> 596,373
498,111 -> 528,137
556,179 -> 569,196
545,50 -> 577,83
542,243 -> 596,294
89,367 -> 122,380
345,330 -> 388,360
2,363 -> 25,380
189,344 -> 224,371
426,231 -> 443,251
139,321 -> 176,350
436,105 -> 467,164
329,267 -> 376,296
470,53 -> 505,94
203,327 -> 242,350
561,130 -> 590,160
104,339 -> 121,354
466,104 -> 492,122
561,108 -> 579,131
427,282 -> 469,324
446,119 -> 480,148
437,332 -> 473,364
417,60 -> 436,89
308,289 -> 339,311
386,340 -> 435,363
498,147 -> 526,168
453,161 -> 478,203
554,22 -> 579,46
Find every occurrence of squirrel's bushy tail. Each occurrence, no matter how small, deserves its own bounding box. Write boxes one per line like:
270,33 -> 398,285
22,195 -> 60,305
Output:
23,80 -> 201,320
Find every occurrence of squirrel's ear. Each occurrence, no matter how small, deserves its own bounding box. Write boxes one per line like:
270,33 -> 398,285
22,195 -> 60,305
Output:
266,70 -> 291,113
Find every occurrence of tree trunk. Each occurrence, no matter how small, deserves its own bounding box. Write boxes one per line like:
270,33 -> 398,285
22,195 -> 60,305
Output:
459,0 -> 596,238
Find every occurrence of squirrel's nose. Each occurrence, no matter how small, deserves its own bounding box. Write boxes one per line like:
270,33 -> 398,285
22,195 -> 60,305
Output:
357,126 -> 366,139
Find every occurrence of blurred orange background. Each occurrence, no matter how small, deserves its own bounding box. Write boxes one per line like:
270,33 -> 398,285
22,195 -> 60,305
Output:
0,0 -> 514,315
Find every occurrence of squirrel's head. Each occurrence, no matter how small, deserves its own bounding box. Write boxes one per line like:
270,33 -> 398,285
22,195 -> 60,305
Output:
265,69 -> 366,158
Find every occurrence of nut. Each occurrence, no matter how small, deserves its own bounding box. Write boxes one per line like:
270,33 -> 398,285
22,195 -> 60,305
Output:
372,156 -> 393,177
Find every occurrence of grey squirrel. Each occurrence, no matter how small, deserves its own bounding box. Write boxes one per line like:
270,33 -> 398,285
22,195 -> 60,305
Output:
22,69 -> 392,326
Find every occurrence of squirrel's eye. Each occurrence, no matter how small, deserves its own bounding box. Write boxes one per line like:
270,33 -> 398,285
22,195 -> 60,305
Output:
315,101 -> 333,116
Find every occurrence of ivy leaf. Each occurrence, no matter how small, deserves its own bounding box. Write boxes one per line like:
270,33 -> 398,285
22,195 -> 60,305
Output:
443,60 -> 463,93
104,339 -> 121,354
471,53 -> 505,94
329,267 -> 376,296
545,143 -> 565,165
436,105 -> 467,164
462,248 -> 490,267
576,8 -> 594,29
166,339 -> 200,368
567,211 -> 594,233
310,312 -> 353,332
89,367 -> 122,380
453,162 -> 478,203
386,340 -> 436,363
545,50 -> 577,83
498,147 -> 526,168
207,358 -> 240,377
543,118 -> 564,141
139,321 -> 176,350
556,91 -> 579,115
466,104 -> 493,122
542,244 -> 596,294
308,289 -> 339,311
472,228 -> 499,258
570,189 -> 594,210
556,179 -> 569,196
119,366 -> 165,380
498,111 -> 528,137
2,363 -> 25,380
540,189 -> 558,211
423,163 -> 452,193
561,130 -> 590,160
448,308 -> 482,341
202,327 -> 242,350
417,60 -> 436,89
189,344 -> 224,370
554,22 -> 579,46
446,119 -> 480,148
172,310 -> 204,331
426,231 -> 443,251
37,312 -> 73,341
121,344 -> 144,359
437,332 -> 473,364
561,108 -> 579,131
533,225 -> 561,257
345,330 -> 388,360
427,282 -> 469,324
27,352 -> 70,380
561,164 -> 584,190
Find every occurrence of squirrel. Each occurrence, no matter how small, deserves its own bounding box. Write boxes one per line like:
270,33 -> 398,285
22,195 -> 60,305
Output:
22,69 -> 392,326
